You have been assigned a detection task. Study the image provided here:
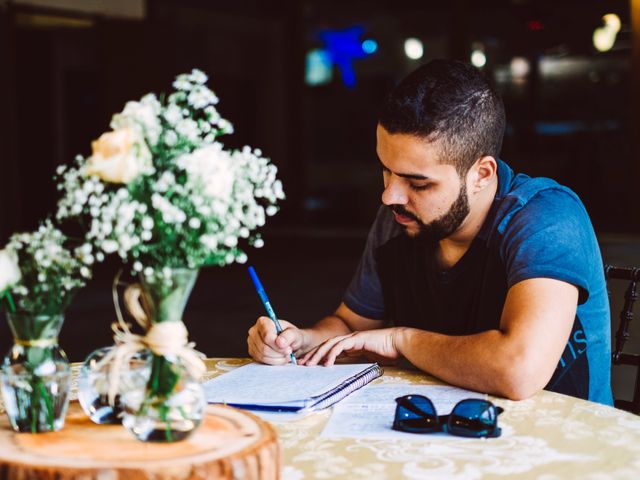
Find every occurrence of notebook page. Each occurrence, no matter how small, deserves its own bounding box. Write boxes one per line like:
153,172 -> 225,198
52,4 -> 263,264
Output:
203,362 -> 377,406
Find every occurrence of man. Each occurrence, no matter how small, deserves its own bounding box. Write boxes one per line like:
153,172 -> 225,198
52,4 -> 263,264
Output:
247,59 -> 612,404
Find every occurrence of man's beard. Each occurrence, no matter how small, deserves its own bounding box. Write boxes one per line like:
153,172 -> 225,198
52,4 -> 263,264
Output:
390,184 -> 470,241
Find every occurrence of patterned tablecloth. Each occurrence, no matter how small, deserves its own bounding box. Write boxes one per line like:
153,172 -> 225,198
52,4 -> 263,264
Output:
205,358 -> 640,480
3,358 -> 640,479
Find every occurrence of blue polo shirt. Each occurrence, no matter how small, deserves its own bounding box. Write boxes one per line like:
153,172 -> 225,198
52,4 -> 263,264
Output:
344,160 -> 613,405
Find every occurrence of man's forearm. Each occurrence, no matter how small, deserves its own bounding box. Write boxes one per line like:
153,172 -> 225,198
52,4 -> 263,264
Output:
394,327 -> 548,400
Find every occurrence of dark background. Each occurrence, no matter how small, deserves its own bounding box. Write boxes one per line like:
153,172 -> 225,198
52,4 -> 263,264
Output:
0,0 -> 638,381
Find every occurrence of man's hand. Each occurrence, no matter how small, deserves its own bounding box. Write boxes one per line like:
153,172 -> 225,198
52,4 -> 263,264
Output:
247,316 -> 305,365
300,328 -> 403,366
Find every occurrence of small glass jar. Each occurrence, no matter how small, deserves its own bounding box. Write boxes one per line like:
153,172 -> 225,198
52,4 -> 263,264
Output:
1,312 -> 71,433
78,346 -> 151,424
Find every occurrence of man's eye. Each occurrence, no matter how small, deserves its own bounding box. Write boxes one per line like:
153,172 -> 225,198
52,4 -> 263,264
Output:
409,183 -> 431,191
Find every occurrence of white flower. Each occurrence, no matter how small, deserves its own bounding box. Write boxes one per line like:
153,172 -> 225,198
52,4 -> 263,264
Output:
200,234 -> 218,250
155,171 -> 176,193
102,240 -> 119,253
188,86 -> 217,109
223,236 -> 237,248
218,118 -> 234,134
175,118 -> 200,143
205,106 -> 221,122
190,69 -> 208,84
177,144 -> 235,201
111,95 -> 162,145
163,103 -> 182,125
173,78 -> 191,91
142,217 -> 154,231
0,249 -> 21,292
152,194 -> 186,224
164,130 -> 178,147
266,205 -> 278,216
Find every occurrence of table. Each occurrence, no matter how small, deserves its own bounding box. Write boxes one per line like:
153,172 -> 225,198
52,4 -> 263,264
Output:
204,358 -> 640,480
2,358 -> 640,479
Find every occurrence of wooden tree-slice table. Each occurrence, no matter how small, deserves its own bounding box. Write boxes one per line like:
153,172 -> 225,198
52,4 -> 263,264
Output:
0,402 -> 279,480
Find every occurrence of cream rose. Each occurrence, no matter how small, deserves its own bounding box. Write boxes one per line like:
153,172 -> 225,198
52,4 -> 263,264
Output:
84,128 -> 150,184
0,248 -> 21,293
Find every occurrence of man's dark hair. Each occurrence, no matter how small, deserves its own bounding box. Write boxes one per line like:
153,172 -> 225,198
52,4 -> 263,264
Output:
379,59 -> 506,174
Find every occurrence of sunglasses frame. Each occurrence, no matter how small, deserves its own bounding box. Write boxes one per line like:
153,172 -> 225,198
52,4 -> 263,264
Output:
392,394 -> 504,438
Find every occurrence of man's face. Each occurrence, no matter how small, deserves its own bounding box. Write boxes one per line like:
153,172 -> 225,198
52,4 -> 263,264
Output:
376,125 -> 470,241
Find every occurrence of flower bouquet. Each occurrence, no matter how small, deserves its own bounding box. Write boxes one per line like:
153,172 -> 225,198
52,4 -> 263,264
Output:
56,69 -> 285,441
0,221 -> 90,432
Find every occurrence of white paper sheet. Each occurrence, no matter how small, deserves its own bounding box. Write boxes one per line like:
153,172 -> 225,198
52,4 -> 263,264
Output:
321,384 -> 487,439
203,362 -> 377,406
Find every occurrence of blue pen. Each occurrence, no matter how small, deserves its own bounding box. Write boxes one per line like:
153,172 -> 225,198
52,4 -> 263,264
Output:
248,266 -> 297,365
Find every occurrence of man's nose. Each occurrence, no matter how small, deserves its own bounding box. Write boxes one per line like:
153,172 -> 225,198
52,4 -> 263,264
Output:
381,177 -> 408,205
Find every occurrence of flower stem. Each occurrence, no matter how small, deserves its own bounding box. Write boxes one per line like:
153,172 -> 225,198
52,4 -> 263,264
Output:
30,385 -> 38,433
160,404 -> 172,442
143,355 -> 180,442
3,291 -> 15,313
38,380 -> 55,430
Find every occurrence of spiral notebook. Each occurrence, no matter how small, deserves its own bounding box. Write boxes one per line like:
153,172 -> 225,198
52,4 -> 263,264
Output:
203,362 -> 383,412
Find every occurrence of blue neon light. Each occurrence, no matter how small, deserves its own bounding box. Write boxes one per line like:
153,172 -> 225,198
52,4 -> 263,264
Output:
318,26 -> 373,88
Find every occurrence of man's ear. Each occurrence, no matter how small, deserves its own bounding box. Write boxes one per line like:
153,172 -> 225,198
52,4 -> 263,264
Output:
468,156 -> 497,193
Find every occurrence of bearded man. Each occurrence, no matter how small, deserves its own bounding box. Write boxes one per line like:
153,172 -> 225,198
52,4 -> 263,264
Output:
247,59 -> 612,404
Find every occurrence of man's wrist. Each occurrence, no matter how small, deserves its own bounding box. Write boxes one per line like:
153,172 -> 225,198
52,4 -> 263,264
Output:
298,328 -> 312,353
392,326 -> 411,356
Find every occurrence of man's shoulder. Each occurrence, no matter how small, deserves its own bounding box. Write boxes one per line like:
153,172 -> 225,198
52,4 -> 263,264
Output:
498,160 -> 579,206
493,164 -> 588,236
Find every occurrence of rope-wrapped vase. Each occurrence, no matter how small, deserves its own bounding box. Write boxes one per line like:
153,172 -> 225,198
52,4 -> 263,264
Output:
96,268 -> 206,443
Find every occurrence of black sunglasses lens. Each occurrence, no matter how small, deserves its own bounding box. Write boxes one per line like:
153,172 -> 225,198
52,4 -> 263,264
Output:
393,395 -> 438,433
448,399 -> 498,437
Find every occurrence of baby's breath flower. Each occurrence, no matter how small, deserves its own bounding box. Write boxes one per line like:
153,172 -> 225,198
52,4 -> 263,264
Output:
1,221 -> 90,314
54,69 -> 285,277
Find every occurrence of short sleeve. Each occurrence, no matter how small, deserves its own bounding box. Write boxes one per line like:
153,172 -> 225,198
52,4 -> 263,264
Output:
500,188 -> 599,304
343,207 -> 399,319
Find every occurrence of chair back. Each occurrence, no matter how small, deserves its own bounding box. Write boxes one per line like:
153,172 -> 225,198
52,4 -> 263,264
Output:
605,264 -> 640,414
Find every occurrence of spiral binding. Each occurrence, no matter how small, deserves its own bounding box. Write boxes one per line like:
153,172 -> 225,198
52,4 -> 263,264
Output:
305,364 -> 384,412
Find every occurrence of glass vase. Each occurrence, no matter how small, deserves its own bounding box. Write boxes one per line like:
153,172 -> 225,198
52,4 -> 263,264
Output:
77,346 -> 151,424
1,312 -> 71,433
121,268 -> 206,442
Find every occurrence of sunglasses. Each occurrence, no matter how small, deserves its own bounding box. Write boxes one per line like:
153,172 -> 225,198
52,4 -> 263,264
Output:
392,394 -> 504,438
